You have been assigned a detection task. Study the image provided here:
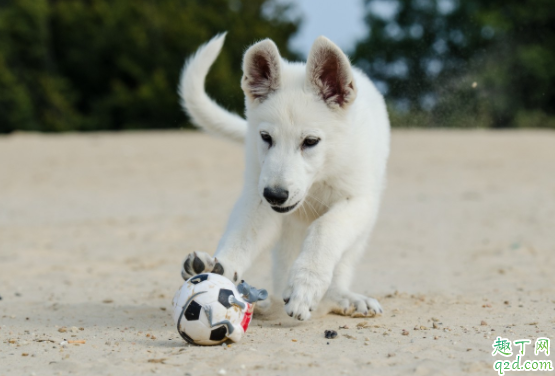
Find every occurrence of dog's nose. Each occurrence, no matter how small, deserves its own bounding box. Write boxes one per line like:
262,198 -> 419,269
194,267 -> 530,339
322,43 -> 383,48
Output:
263,187 -> 289,206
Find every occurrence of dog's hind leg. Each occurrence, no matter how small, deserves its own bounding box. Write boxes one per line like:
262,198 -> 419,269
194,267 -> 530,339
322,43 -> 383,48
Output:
247,218 -> 306,316
322,236 -> 383,317
272,217 -> 307,297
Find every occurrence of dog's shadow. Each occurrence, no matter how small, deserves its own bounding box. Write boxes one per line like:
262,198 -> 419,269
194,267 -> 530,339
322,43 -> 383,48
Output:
43,299 -> 303,349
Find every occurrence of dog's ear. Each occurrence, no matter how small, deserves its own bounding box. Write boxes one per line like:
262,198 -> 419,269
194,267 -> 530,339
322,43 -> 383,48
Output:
306,36 -> 357,109
241,39 -> 282,103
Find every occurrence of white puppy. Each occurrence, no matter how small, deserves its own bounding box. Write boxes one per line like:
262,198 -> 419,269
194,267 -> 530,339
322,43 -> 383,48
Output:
179,33 -> 390,321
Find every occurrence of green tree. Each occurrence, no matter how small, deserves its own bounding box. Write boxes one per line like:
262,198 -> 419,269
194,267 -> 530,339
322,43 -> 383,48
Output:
353,0 -> 555,128
0,0 -> 300,132
0,0 -> 81,132
473,0 -> 555,128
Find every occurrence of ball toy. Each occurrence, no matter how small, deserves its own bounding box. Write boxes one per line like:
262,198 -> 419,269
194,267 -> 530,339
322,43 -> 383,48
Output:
172,273 -> 267,345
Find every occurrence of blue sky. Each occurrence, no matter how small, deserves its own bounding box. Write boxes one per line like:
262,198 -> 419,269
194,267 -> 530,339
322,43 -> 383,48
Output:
288,0 -> 368,56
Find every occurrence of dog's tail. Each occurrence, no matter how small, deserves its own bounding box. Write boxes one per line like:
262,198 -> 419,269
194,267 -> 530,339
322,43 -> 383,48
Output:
178,33 -> 247,143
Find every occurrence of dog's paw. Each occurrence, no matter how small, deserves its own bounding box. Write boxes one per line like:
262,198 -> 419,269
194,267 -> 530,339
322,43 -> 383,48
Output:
282,271 -> 328,321
181,251 -> 225,280
326,289 -> 383,317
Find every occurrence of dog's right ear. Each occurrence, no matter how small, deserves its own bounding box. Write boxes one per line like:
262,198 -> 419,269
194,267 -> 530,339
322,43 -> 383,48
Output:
306,36 -> 357,110
241,39 -> 282,103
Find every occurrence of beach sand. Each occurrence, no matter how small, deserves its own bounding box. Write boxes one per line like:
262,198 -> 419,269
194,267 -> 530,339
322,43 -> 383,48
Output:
1,130 -> 554,375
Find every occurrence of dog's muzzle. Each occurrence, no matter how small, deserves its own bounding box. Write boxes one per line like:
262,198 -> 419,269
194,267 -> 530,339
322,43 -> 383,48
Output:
263,187 -> 289,206
271,202 -> 299,213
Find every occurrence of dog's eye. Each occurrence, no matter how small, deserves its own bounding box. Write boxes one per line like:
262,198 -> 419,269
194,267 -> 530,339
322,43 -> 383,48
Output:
260,132 -> 272,146
302,137 -> 320,149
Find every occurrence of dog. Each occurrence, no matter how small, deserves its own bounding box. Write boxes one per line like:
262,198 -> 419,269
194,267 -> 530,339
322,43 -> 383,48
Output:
178,33 -> 390,321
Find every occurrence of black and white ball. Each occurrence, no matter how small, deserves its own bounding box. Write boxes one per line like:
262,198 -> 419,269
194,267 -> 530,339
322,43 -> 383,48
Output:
172,273 -> 251,346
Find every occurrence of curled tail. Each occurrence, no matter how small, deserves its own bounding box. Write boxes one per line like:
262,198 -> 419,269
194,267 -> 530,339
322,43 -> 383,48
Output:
178,33 -> 247,143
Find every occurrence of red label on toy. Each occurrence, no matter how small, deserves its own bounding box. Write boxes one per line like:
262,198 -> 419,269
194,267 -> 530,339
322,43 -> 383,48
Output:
241,303 -> 254,332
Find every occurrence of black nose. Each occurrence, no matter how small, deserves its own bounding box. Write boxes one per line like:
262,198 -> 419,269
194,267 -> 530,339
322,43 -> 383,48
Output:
263,187 -> 289,206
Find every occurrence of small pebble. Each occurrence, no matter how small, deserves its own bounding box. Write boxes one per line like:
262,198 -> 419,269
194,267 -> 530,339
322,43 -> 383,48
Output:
324,330 -> 337,339
481,320 -> 487,326
218,369 -> 226,375
402,329 -> 409,336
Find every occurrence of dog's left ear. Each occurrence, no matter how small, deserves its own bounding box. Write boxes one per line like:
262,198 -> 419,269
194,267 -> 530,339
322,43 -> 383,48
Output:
241,39 -> 282,103
306,36 -> 357,109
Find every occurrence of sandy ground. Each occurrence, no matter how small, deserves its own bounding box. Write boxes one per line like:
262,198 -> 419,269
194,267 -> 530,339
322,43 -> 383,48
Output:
0,130 -> 554,376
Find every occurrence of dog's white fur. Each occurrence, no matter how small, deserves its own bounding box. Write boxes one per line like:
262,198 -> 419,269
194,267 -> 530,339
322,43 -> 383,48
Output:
179,33 -> 390,321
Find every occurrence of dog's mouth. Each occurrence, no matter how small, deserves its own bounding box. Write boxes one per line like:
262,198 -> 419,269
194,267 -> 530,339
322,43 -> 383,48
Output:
271,202 -> 299,214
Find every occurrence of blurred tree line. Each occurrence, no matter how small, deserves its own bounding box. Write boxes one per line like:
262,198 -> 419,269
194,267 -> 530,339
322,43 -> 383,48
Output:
353,0 -> 555,128
0,0 -> 298,132
1,0 -> 554,132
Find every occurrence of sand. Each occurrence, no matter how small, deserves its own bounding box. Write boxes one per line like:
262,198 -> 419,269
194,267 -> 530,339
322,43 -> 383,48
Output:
0,130 -> 554,376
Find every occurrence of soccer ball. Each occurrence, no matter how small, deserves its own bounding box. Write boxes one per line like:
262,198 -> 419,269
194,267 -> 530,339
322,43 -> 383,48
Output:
172,273 -> 265,346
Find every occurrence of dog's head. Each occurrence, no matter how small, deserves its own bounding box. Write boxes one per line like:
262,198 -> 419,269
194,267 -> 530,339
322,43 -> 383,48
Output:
241,36 -> 357,214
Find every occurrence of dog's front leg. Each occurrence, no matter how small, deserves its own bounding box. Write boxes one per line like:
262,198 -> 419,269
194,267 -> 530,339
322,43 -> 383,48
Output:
283,198 -> 373,320
181,189 -> 281,283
